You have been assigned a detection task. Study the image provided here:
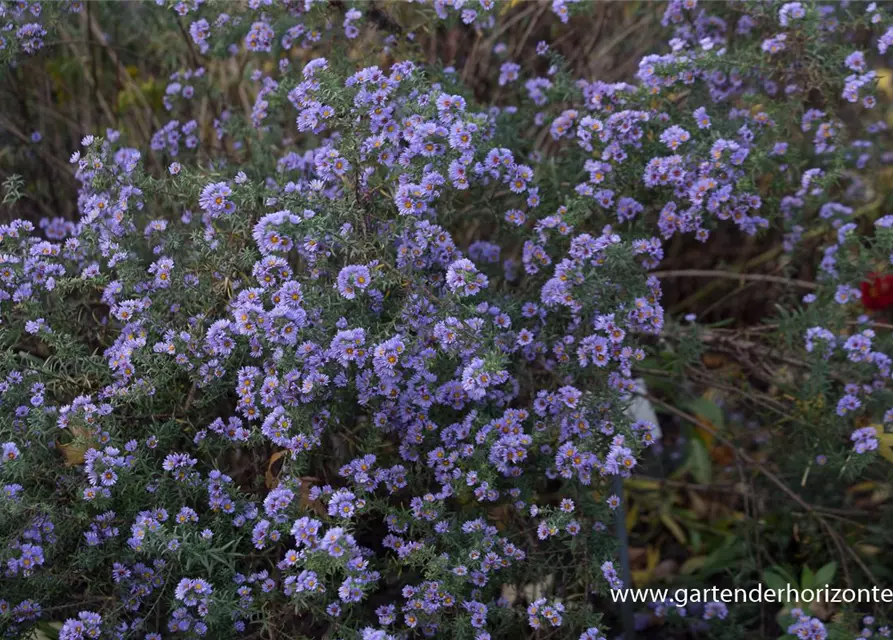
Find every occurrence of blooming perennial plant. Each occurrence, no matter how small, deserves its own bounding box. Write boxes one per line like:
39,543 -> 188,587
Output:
1,0 -> 893,638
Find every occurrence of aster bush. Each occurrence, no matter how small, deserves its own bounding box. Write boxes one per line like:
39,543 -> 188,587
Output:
1,1 -> 893,639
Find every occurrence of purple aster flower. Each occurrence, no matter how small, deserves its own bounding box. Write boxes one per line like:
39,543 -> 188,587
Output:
337,264 -> 372,299
446,258 -> 488,296
198,182 -> 235,217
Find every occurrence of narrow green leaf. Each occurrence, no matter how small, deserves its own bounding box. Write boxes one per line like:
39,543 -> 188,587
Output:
687,438 -> 712,484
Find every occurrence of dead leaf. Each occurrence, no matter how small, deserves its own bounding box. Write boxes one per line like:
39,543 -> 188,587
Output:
299,476 -> 326,516
701,352 -> 727,369
628,546 -> 647,567
487,505 -> 510,531
710,444 -> 736,466
58,426 -> 97,467
652,559 -> 679,581
631,546 -> 660,587
264,450 -> 289,489
809,600 -> 833,621
687,490 -> 709,518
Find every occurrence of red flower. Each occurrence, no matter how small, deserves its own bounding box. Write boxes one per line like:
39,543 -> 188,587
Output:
861,273 -> 893,310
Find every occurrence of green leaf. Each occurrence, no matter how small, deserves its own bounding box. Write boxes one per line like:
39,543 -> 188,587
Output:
685,396 -> 725,431
813,562 -> 837,589
762,568 -> 795,593
33,622 -> 62,640
687,438 -> 712,484
696,539 -> 746,578
800,565 -> 815,590
660,513 -> 688,545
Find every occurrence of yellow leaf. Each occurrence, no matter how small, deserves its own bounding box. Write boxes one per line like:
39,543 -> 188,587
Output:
660,513 -> 688,545
878,68 -> 893,99
857,544 -> 880,557
499,0 -> 522,13
625,478 -> 660,491
872,424 -> 893,465
646,546 -> 660,571
848,480 -> 878,493
632,546 -> 661,587
625,503 -> 639,531
631,569 -> 650,586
